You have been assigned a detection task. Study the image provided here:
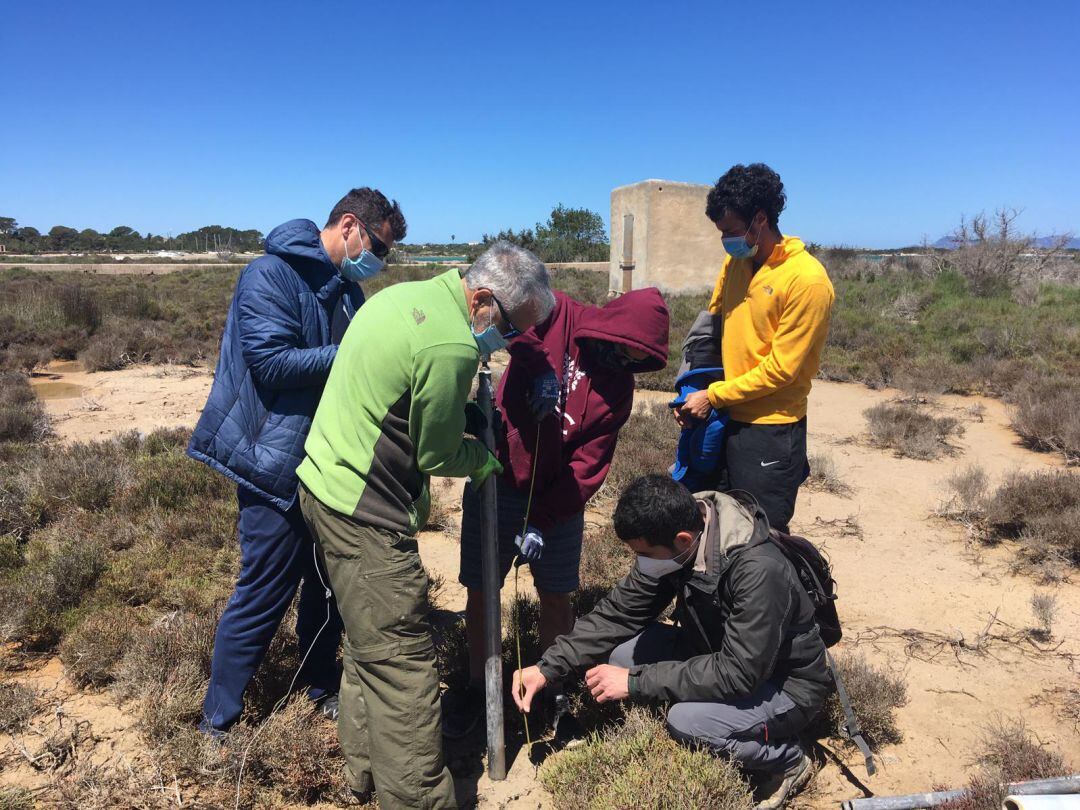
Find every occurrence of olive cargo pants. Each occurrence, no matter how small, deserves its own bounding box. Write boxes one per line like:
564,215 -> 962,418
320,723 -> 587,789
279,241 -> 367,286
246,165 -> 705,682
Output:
299,485 -> 456,810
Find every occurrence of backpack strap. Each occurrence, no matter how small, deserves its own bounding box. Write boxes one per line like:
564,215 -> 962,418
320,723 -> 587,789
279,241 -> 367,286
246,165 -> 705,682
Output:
826,651 -> 877,776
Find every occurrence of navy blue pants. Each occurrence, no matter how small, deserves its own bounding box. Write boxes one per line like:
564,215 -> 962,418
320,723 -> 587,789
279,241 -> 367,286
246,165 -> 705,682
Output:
202,486 -> 344,732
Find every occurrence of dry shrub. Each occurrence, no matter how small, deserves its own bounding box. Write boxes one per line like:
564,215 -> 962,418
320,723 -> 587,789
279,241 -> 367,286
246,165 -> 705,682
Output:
0,787 -> 35,810
1029,592 -> 1058,641
805,451 -> 852,496
227,697 -> 349,805
0,370 -> 50,444
864,401 -> 964,460
597,403 -> 680,504
52,757 -> 172,810
424,477 -> 457,532
0,680 -> 38,733
60,605 -> 149,687
119,451 -> 231,512
579,523 -> 633,591
114,610 -> 217,741
1010,377 -> 1080,464
815,653 -> 908,750
985,470 -> 1080,566
940,719 -> 1071,810
35,440 -> 133,516
540,705 -> 753,810
941,464 -> 989,518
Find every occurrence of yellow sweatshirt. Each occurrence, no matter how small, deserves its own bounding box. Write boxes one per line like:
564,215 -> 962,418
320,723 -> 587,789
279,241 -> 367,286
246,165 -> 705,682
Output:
706,236 -> 834,424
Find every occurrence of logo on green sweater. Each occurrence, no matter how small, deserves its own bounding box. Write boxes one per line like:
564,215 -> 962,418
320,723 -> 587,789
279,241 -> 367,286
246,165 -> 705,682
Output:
412,308 -> 426,325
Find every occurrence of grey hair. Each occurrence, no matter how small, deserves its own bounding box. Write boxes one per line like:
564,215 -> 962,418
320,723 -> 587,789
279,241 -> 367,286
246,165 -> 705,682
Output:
462,241 -> 556,322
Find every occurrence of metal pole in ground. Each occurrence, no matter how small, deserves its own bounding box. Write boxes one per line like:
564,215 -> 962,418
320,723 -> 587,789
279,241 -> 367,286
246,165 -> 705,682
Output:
476,359 -> 506,780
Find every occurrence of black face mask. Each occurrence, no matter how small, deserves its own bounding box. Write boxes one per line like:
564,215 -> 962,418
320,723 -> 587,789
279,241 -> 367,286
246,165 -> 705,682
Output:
585,339 -> 632,372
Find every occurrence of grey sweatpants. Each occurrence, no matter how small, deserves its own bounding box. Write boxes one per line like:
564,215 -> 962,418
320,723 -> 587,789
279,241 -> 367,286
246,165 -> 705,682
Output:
609,623 -> 810,774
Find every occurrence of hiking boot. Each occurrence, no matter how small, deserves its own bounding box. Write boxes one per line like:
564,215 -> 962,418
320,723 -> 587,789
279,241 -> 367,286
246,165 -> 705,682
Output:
441,684 -> 484,740
754,752 -> 814,810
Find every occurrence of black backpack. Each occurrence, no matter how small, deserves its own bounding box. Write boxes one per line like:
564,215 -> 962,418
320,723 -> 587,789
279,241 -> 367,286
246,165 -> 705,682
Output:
726,490 -> 877,776
768,529 -> 842,647
769,527 -> 876,776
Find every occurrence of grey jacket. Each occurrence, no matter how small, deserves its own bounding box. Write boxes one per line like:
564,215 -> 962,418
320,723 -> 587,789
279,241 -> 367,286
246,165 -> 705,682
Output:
537,490 -> 831,712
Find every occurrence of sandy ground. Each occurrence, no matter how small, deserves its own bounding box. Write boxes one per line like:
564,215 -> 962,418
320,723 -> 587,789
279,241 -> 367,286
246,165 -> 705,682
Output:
7,363 -> 1079,807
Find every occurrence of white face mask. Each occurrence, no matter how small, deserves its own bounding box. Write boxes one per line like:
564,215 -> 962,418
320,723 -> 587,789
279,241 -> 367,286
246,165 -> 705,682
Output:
635,536 -> 700,579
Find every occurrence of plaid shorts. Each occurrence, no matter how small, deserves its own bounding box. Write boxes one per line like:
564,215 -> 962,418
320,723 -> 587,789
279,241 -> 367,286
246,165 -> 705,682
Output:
458,478 -> 584,594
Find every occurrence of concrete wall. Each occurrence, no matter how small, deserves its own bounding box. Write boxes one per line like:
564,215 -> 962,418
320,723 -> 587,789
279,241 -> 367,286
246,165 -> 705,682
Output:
609,179 -> 726,295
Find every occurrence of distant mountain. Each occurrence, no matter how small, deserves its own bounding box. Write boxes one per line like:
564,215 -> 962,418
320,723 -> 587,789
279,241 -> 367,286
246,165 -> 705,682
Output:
932,234 -> 1079,250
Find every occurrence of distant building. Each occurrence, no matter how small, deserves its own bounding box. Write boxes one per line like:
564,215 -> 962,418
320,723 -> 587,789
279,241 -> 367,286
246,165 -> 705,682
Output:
610,179 -> 726,295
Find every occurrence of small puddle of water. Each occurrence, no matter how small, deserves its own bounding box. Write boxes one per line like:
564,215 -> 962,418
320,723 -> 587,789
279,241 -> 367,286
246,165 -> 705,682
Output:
32,381 -> 86,400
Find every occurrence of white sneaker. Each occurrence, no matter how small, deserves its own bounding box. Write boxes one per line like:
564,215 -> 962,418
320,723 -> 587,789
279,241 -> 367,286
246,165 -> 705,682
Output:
754,752 -> 814,810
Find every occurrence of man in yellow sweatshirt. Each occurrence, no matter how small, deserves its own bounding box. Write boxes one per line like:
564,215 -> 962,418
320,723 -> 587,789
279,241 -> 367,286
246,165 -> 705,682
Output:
676,163 -> 834,533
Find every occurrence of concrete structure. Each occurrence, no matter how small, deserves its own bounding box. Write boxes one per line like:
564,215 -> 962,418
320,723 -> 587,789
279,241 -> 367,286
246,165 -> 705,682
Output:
609,179 -> 726,295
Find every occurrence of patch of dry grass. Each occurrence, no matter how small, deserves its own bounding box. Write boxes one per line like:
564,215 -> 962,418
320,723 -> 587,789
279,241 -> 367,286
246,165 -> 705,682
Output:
805,451 -> 853,496
0,680 -> 38,734
815,653 -> 908,750
939,719 -> 1071,810
864,401 -> 964,460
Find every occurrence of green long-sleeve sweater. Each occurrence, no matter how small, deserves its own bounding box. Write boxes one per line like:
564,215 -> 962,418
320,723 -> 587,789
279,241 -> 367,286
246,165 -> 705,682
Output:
297,268 -> 489,534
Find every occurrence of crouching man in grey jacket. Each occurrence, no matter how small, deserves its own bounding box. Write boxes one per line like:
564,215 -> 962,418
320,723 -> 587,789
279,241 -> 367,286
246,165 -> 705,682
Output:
512,474 -> 831,809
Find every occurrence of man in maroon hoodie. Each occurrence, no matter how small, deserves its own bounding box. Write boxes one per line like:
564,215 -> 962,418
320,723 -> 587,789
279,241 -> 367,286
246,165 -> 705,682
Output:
444,287 -> 670,738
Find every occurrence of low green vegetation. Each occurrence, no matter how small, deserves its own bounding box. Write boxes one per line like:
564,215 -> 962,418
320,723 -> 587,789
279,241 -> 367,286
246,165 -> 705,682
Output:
540,706 -> 753,810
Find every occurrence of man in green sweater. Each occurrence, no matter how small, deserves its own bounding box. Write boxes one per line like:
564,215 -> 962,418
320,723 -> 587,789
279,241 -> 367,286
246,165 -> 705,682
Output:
297,242 -> 555,809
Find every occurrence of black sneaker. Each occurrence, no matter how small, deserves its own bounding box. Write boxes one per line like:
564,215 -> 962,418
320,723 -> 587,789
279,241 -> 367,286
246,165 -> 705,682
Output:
441,684 -> 484,740
314,692 -> 340,722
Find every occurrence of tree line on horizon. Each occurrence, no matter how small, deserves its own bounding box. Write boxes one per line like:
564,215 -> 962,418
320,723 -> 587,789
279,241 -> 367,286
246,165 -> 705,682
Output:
0,204 -> 611,263
0,217 -> 264,255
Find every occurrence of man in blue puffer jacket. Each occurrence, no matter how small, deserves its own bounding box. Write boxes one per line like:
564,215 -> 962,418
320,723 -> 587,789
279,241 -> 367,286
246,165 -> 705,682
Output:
188,187 -> 407,735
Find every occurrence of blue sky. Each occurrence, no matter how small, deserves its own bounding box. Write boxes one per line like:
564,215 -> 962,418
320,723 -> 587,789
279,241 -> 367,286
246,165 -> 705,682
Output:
3,0 -> 1077,247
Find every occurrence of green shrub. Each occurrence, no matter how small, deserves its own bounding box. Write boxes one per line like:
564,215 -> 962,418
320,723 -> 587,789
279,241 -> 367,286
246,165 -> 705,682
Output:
540,706 -> 753,809
0,371 -> 49,443
984,470 -> 1080,565
0,524 -> 108,647
864,401 -> 963,460
0,787 -> 35,810
35,440 -> 132,515
815,653 -> 908,750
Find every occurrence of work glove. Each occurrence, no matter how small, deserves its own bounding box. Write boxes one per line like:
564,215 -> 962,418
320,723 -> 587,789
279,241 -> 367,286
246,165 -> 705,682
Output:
463,402 -> 487,436
469,452 -> 504,491
514,526 -> 544,563
527,371 -> 560,422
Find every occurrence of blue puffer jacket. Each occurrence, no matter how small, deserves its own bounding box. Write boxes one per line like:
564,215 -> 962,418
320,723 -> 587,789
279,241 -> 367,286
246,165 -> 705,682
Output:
187,219 -> 364,509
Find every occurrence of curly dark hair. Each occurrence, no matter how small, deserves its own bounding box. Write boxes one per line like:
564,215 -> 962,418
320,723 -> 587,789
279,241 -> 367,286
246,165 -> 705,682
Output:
705,163 -> 786,229
613,474 -> 704,550
326,187 -> 407,241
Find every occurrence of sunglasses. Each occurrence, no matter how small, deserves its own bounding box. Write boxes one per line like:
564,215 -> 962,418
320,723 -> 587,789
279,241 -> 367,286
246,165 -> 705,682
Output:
357,219 -> 390,260
491,295 -> 521,339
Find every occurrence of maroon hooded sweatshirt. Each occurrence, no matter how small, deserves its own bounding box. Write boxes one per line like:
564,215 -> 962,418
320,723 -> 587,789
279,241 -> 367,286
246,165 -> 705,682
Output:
495,288 -> 669,533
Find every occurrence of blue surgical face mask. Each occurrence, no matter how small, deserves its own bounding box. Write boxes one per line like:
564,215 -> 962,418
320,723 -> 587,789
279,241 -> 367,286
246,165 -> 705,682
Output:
340,227 -> 385,282
471,304 -> 509,356
722,217 -> 761,260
